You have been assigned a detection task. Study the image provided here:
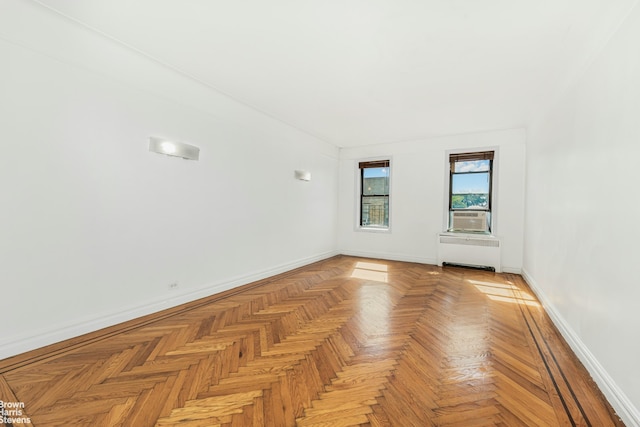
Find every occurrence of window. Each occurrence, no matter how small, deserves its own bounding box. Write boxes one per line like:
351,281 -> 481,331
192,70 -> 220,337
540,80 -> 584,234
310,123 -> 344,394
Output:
359,160 -> 390,228
449,151 -> 494,232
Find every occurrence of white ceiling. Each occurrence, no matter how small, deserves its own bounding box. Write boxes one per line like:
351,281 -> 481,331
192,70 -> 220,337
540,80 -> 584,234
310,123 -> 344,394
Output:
35,0 -> 636,147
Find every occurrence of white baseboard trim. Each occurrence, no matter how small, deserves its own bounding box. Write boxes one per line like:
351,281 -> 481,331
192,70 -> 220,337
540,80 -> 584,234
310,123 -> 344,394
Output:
521,268 -> 640,427
1,250 -> 339,361
339,250 -> 437,266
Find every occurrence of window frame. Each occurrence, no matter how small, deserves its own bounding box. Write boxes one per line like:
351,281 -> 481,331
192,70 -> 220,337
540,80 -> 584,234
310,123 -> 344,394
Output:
448,150 -> 495,232
357,159 -> 391,231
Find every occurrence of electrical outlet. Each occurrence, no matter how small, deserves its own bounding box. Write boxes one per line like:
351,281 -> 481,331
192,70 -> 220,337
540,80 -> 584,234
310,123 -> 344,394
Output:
168,282 -> 179,290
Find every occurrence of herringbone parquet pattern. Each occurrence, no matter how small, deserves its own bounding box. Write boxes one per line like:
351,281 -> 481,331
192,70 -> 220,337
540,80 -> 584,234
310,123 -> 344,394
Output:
0,256 -> 622,426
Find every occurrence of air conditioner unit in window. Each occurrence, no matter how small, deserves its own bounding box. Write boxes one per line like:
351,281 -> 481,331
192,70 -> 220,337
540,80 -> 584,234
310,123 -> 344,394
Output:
451,211 -> 488,232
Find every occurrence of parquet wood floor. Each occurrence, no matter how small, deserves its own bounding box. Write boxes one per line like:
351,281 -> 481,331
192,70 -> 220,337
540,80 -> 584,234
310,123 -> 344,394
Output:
0,256 -> 623,426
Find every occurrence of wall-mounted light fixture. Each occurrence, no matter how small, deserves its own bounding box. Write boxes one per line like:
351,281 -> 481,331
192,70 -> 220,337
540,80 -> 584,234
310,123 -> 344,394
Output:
294,170 -> 311,181
149,137 -> 200,160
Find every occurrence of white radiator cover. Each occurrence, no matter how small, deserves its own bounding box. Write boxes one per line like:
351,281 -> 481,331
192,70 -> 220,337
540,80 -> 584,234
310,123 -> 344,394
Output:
437,233 -> 501,272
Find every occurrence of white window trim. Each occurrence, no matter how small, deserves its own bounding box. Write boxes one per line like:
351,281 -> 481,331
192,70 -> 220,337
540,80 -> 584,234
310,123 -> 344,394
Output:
443,147 -> 499,235
355,156 -> 393,233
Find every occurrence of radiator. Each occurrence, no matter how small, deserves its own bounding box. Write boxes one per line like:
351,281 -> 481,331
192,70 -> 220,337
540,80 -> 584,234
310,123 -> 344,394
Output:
437,233 -> 501,272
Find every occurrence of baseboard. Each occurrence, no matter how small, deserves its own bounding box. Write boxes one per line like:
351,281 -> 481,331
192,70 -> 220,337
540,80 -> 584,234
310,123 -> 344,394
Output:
1,250 -> 339,361
521,268 -> 640,427
339,250 -> 437,266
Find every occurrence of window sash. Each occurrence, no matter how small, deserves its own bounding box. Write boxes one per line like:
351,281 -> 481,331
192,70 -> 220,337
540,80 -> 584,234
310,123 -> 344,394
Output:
360,195 -> 389,227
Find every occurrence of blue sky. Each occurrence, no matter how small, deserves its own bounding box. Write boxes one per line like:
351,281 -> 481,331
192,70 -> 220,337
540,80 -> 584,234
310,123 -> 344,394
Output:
363,167 -> 389,178
456,160 -> 490,173
452,173 -> 489,194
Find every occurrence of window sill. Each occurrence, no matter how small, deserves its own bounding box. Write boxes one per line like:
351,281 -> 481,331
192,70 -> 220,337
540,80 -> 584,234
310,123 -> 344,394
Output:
441,230 -> 496,238
357,226 -> 391,233
445,229 -> 492,235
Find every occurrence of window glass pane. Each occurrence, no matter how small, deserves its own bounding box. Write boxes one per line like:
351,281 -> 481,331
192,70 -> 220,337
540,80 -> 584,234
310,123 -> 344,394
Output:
452,172 -> 489,194
451,194 -> 489,209
361,196 -> 389,227
362,167 -> 389,196
451,173 -> 489,209
363,167 -> 388,178
454,159 -> 490,173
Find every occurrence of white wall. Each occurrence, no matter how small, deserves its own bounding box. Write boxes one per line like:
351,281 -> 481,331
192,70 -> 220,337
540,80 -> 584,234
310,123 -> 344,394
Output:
524,3 -> 640,423
338,129 -> 526,272
0,1 -> 338,359
4,3 -> 636,422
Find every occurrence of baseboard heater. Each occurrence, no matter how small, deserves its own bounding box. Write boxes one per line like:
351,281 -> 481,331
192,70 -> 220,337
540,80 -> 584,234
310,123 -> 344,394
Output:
442,262 -> 495,272
437,233 -> 501,273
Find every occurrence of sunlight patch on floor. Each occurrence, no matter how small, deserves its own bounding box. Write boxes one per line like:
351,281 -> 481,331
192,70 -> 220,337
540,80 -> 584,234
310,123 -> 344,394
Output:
355,261 -> 388,272
351,261 -> 389,283
467,279 -> 539,307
